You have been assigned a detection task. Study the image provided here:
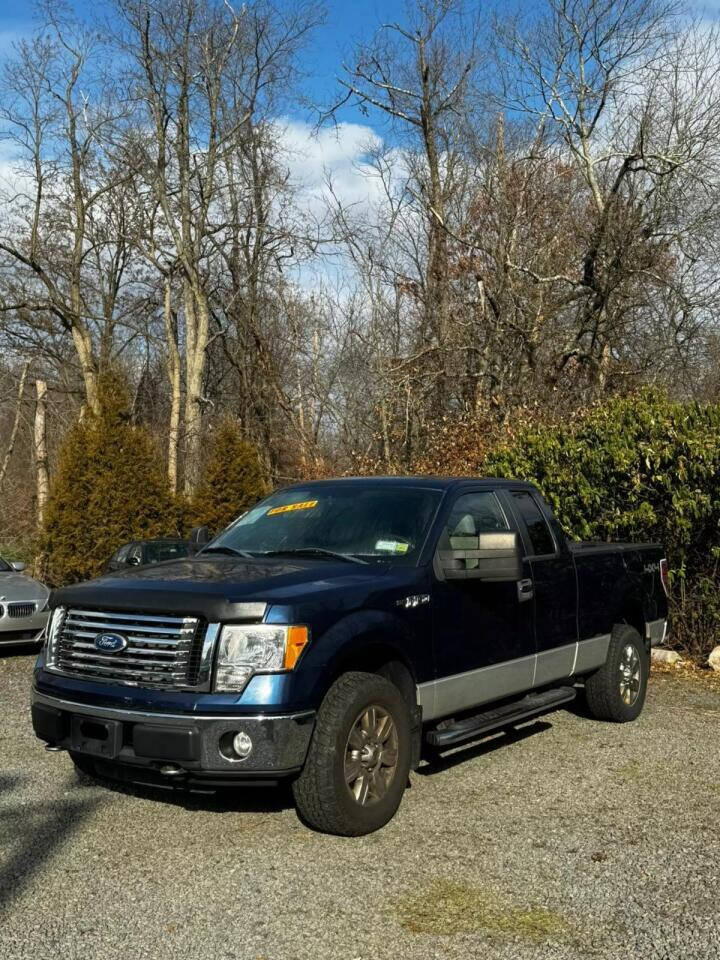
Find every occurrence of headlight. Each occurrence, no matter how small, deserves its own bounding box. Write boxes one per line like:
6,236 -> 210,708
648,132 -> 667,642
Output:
45,606 -> 67,667
214,624 -> 309,692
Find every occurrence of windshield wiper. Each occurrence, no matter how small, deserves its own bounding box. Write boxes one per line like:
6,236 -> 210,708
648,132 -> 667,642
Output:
199,545 -> 256,559
258,548 -> 368,565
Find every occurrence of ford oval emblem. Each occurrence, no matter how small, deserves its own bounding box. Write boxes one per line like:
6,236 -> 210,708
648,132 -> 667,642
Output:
94,632 -> 128,653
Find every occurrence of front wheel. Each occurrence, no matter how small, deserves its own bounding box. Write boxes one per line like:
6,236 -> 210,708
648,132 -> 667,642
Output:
292,671 -> 412,836
585,624 -> 648,722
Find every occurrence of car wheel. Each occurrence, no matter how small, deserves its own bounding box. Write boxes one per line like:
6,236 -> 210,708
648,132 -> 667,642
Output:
292,671 -> 412,836
585,624 -> 648,722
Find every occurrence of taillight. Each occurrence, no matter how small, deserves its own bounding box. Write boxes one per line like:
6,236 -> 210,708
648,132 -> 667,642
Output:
659,558 -> 669,597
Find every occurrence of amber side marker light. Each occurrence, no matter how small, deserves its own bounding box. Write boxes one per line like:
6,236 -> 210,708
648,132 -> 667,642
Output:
284,626 -> 309,669
659,558 -> 670,597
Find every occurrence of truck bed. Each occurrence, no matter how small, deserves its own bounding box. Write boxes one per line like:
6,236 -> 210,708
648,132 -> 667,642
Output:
568,539 -> 662,554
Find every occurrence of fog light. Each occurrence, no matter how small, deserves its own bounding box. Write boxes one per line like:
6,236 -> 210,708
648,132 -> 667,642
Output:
232,731 -> 253,759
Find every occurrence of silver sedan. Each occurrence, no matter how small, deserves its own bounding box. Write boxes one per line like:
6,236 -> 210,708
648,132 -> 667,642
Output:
0,557 -> 50,647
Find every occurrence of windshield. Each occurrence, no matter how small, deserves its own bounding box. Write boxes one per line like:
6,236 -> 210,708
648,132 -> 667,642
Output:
144,541 -> 190,564
204,484 -> 443,564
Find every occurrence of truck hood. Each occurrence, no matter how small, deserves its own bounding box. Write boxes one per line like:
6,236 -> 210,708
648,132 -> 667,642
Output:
50,556 -> 393,621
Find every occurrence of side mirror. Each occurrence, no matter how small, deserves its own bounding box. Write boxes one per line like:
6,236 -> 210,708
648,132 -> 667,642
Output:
189,526 -> 210,553
11,561 -> 26,572
437,531 -> 524,582
126,556 -> 141,566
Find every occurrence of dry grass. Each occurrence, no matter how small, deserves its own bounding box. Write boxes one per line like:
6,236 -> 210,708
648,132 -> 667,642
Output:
651,659 -> 720,693
393,879 -> 571,941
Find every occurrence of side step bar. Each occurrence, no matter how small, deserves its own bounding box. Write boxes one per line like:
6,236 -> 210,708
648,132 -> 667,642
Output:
426,686 -> 577,750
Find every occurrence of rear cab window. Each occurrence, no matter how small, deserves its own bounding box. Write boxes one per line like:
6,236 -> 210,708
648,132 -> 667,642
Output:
509,490 -> 556,556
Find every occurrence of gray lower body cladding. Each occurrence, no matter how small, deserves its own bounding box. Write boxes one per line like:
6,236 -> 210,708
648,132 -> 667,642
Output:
31,689 -> 315,780
417,634 -> 613,722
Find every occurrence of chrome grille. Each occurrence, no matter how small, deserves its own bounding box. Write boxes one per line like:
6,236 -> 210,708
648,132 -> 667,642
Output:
8,602 -> 36,619
54,608 -> 208,689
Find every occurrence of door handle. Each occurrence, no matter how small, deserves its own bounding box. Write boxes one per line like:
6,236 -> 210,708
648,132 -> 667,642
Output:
517,578 -> 534,602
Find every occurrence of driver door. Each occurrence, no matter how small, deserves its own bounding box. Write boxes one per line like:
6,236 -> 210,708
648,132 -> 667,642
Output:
425,489 -> 535,721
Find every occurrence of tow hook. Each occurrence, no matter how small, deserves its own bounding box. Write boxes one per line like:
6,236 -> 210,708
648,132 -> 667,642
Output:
159,763 -> 185,777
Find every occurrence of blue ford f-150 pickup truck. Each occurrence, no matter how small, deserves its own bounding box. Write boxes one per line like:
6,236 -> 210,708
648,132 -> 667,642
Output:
32,477 -> 669,835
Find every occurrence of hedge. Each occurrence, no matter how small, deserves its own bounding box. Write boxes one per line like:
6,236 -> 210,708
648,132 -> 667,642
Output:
480,390 -> 720,659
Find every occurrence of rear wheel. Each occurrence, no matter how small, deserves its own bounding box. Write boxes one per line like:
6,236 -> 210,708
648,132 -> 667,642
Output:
292,671 -> 412,836
585,624 -> 648,722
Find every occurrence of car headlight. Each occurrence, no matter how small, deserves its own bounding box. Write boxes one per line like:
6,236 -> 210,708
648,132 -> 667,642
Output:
214,624 -> 309,692
45,606 -> 67,667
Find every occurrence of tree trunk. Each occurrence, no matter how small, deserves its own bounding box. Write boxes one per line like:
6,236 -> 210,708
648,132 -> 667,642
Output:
34,379 -> 49,528
183,286 -> 210,495
0,362 -> 29,489
296,361 -> 307,476
163,278 -> 182,494
71,323 -> 100,415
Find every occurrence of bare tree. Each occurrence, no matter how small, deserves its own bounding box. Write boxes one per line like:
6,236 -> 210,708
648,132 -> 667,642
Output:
0,361 -> 29,489
0,7 -> 132,414
494,0 -> 720,391
33,378 -> 49,527
336,0 -> 483,416
115,0 -> 238,489
208,1 -> 324,468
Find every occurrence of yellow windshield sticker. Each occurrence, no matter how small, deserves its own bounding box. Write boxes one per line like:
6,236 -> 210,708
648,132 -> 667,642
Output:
267,499 -> 318,516
375,539 -> 410,554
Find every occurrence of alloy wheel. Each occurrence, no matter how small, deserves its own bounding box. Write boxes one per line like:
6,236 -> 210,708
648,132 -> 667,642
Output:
344,704 -> 399,806
619,643 -> 642,706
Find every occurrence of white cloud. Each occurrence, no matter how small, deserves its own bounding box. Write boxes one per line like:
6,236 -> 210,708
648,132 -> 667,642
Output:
278,118 -> 390,219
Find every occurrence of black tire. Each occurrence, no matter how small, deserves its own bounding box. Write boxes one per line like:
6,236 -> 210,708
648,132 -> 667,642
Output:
585,624 -> 648,722
70,752 -> 98,779
292,671 -> 412,836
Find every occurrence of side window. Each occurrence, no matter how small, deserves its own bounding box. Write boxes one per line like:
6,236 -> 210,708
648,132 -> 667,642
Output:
510,491 -> 556,556
445,492 -> 509,548
145,542 -> 186,564
114,544 -> 131,564
128,543 -> 143,564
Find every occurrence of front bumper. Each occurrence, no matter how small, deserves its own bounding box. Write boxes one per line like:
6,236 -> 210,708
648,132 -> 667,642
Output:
31,689 -> 315,785
0,609 -> 48,645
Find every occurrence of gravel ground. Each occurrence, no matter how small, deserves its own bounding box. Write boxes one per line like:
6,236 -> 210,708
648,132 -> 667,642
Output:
1,650 -> 719,960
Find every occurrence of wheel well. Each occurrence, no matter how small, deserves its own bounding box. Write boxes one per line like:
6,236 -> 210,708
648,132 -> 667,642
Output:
333,644 -> 417,708
618,608 -> 647,650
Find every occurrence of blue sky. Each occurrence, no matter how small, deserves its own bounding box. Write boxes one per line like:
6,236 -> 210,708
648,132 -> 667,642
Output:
0,0 -> 412,127
302,0 -> 411,124
4,0 -> 717,255
0,0 -> 414,287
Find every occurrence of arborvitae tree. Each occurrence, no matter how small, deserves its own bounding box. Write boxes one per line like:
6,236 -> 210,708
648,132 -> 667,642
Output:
190,418 -> 268,535
42,377 -> 178,585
